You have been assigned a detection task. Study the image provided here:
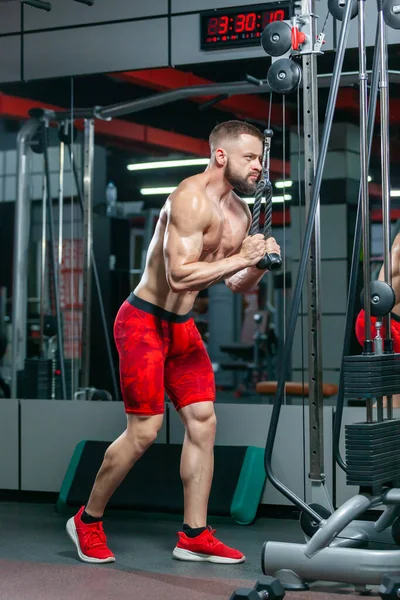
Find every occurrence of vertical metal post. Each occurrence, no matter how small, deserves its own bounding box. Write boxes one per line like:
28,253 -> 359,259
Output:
11,119 -> 41,398
80,119 -> 95,389
378,0 -> 393,418
359,0 -> 372,346
58,141 -> 65,269
42,120 -> 67,400
39,176 -> 47,356
301,0 -> 325,489
378,5 -> 392,342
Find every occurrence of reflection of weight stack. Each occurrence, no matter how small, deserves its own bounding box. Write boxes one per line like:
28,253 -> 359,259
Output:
18,357 -> 80,400
54,359 -> 80,399
19,358 -> 53,399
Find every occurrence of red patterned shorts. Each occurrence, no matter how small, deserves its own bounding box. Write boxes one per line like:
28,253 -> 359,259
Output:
113,294 -> 215,415
355,309 -> 400,352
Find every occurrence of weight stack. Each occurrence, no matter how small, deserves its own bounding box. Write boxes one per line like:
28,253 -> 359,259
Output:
55,359 -> 80,399
343,353 -> 400,400
20,358 -> 52,399
345,420 -> 400,494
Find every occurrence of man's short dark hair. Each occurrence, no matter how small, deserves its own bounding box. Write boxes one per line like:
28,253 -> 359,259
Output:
209,120 -> 264,152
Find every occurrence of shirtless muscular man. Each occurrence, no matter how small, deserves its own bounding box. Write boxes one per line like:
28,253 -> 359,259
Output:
66,120 -> 281,565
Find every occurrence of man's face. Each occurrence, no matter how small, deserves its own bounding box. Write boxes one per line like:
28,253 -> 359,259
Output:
223,134 -> 263,195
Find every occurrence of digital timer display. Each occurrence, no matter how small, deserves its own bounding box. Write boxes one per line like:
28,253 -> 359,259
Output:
200,3 -> 292,50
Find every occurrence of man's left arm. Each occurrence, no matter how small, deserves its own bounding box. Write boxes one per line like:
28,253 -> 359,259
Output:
225,237 -> 281,293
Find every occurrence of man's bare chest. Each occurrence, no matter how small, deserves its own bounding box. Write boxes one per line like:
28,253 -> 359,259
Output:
201,209 -> 247,261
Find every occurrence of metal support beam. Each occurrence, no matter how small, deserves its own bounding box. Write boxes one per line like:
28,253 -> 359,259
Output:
301,0 -> 326,491
80,119 -> 95,389
110,68 -> 287,126
0,93 -> 289,174
11,119 -> 41,398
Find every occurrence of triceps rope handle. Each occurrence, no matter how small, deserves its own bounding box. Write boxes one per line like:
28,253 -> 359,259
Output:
249,129 -> 282,271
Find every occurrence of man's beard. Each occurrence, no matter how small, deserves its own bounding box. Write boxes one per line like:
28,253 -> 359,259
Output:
225,160 -> 258,195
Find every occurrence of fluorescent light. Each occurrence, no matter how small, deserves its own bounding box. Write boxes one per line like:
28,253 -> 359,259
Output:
140,187 -> 177,195
391,190 -> 400,197
245,195 -> 292,204
368,175 -> 372,182
128,158 -> 209,171
275,180 -> 293,189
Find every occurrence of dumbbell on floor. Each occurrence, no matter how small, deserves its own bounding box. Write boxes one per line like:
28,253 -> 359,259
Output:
230,577 -> 285,600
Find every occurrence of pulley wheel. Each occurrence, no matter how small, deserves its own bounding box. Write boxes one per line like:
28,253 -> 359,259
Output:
360,280 -> 396,317
267,59 -> 302,95
300,503 -> 332,539
261,21 -> 292,57
43,315 -> 57,338
58,121 -> 78,144
29,130 -> 46,155
383,0 -> 400,29
328,0 -> 358,20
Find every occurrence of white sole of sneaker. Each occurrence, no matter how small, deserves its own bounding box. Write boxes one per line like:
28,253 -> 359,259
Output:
66,517 -> 115,564
172,547 -> 245,564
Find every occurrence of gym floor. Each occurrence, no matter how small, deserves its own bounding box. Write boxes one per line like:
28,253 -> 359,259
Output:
0,502 -> 380,600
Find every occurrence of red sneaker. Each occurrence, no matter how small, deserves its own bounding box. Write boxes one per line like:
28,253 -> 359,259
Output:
173,526 -> 245,564
66,506 -> 115,564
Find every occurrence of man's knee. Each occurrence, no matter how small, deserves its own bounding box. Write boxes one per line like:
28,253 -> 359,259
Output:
181,402 -> 217,444
104,414 -> 163,464
126,414 -> 164,452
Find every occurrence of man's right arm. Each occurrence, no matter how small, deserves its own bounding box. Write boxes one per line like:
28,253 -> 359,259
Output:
163,191 -> 265,293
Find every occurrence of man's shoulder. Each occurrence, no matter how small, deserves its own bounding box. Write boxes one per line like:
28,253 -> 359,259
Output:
169,177 -> 210,209
167,180 -> 212,226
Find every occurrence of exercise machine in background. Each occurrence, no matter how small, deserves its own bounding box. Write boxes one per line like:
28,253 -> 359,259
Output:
239,0 -> 400,595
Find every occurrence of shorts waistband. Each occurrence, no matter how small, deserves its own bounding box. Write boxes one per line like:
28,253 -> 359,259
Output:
392,312 -> 400,324
127,293 -> 192,323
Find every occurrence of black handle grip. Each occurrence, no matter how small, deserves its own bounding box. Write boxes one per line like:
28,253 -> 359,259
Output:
256,252 -> 282,271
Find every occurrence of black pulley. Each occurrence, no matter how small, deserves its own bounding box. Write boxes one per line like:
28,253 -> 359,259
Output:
328,0 -> 358,20
300,503 -> 332,538
383,0 -> 400,29
360,280 -> 396,317
30,130 -> 46,154
261,21 -> 292,57
43,315 -> 58,338
267,59 -> 302,95
58,121 -> 78,144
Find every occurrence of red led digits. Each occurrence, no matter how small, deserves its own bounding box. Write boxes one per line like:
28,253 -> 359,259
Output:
245,13 -> 256,31
218,15 -> 229,35
262,9 -> 285,29
207,17 -> 219,35
203,6 -> 290,49
235,13 -> 246,33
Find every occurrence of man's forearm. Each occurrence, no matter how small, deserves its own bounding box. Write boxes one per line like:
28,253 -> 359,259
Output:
226,266 -> 267,293
168,254 -> 248,292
